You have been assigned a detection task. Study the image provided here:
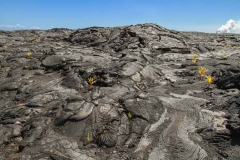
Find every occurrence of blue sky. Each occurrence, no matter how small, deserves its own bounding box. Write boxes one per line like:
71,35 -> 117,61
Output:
1,0 -> 240,33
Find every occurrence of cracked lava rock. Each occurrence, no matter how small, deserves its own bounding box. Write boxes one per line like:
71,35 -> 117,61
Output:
0,23 -> 240,159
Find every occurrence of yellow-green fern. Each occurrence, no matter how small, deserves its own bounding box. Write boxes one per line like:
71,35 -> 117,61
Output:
127,112 -> 133,119
87,132 -> 91,143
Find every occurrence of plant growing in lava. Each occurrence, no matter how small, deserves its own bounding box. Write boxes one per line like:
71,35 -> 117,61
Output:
226,44 -> 231,47
27,52 -> 32,58
193,54 -> 198,59
87,132 -> 91,143
206,76 -> 213,88
127,112 -> 133,119
27,64 -> 31,69
192,54 -> 198,64
192,58 -> 197,64
88,77 -> 95,90
97,75 -> 104,81
220,50 -> 227,60
198,66 -> 208,79
3,45 -> 8,49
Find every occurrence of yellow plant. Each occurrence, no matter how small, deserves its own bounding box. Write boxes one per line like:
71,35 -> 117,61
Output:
35,38 -> 40,43
206,76 -> 213,84
226,44 -> 231,47
198,66 -> 208,79
191,54 -> 198,64
3,45 -> 8,49
88,77 -> 94,85
27,52 -> 32,58
88,77 -> 94,90
234,46 -> 237,49
192,59 -> 197,64
127,112 -> 133,119
193,54 -> 198,59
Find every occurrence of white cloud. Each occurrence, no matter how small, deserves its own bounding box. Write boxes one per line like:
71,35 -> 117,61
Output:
0,24 -> 41,30
29,26 -> 41,29
0,24 -> 25,29
216,19 -> 240,33
171,25 -> 220,33
47,26 -> 55,29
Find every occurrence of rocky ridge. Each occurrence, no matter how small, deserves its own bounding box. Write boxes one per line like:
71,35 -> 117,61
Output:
0,23 -> 240,159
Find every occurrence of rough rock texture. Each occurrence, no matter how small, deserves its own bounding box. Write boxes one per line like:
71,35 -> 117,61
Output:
0,23 -> 240,159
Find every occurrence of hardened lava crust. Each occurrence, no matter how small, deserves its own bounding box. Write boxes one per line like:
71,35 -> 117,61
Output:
0,24 -> 240,159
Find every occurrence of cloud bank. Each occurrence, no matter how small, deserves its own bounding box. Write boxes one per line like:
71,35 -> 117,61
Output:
0,24 -> 41,30
216,19 -> 240,33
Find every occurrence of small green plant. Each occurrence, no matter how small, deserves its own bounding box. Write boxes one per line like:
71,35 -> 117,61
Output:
35,38 -> 40,43
87,132 -> 91,143
27,64 -> 31,69
127,112 -> 133,119
97,75 -> 104,81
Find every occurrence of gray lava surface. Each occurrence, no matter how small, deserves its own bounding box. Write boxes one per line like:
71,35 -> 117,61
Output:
0,24 -> 240,160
